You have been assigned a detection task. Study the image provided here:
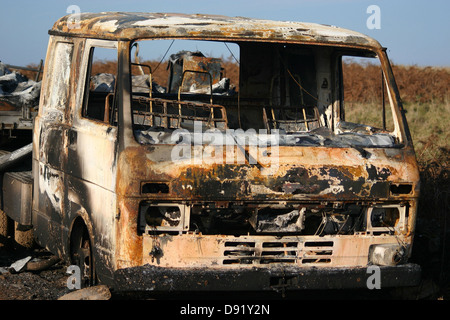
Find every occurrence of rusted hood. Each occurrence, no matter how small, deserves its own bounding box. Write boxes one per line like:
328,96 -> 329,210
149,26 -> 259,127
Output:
117,145 -> 419,201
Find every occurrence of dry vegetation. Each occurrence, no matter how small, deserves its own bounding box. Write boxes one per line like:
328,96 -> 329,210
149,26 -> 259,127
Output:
343,62 -> 450,163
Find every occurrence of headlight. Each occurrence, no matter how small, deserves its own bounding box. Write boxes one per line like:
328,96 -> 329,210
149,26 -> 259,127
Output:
369,244 -> 407,266
370,207 -> 399,228
367,205 -> 406,233
138,203 -> 190,234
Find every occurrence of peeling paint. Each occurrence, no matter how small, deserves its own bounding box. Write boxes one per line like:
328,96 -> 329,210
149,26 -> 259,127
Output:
49,12 -> 379,49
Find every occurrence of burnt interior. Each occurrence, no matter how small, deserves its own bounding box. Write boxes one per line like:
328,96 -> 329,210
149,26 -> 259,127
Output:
129,42 -> 321,132
189,202 -> 366,236
137,201 -> 405,237
118,40 -> 398,149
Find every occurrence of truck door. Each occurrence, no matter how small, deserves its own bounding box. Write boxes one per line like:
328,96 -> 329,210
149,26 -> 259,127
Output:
33,39 -> 74,252
66,39 -> 119,279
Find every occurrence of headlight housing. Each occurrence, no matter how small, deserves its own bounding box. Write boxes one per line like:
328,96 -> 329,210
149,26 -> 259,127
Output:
138,203 -> 190,234
369,244 -> 408,266
367,204 -> 407,234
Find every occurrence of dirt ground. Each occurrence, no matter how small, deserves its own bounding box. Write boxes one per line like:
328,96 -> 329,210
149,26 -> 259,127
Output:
0,250 -> 65,300
0,247 -> 71,300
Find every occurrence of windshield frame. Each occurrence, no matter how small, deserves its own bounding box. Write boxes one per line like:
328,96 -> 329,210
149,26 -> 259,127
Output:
121,38 -> 408,150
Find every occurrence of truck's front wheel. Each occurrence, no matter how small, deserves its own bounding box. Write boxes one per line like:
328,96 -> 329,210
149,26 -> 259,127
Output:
70,219 -> 96,288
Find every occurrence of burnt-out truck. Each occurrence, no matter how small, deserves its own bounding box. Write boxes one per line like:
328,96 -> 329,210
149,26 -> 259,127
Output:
0,12 -> 421,293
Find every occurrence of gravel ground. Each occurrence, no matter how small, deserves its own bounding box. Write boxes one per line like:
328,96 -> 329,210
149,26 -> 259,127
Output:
0,248 -> 71,300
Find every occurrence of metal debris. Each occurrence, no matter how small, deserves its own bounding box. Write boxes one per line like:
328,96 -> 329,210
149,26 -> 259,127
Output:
9,256 -> 32,273
0,61 -> 41,108
57,285 -> 111,300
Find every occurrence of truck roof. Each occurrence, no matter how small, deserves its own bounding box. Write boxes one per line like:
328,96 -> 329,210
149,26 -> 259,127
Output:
49,12 -> 381,49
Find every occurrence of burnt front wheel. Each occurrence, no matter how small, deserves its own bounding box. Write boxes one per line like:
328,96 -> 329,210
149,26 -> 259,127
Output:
70,219 -> 96,288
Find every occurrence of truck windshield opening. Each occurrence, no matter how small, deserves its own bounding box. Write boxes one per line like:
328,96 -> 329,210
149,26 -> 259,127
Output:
120,40 -> 399,148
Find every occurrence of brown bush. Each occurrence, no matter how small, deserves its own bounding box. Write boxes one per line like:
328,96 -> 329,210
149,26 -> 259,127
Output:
343,62 -> 450,104
393,65 -> 450,104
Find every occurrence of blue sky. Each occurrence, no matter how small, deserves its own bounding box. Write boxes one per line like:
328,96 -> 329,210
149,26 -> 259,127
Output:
0,0 -> 449,67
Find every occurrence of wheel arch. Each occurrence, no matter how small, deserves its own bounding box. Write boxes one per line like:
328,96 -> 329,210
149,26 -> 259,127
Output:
67,209 -> 97,286
68,209 -> 95,256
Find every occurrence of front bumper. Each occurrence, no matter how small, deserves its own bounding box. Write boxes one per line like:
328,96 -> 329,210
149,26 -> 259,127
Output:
113,263 -> 421,293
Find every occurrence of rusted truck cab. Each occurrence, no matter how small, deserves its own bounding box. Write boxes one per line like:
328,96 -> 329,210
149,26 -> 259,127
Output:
32,12 -> 420,292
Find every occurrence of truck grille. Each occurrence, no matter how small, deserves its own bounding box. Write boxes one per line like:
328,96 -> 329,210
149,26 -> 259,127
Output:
301,241 -> 333,264
222,240 -> 333,265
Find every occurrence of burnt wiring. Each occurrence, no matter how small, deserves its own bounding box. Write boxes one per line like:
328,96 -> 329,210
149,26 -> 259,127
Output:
276,49 -> 329,107
149,226 -> 163,262
224,42 -> 240,65
153,39 -> 175,73
223,41 -> 242,128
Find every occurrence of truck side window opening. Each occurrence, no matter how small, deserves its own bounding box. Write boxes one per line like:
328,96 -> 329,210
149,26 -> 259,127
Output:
45,42 -> 74,112
82,46 -> 118,125
339,55 -> 394,134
